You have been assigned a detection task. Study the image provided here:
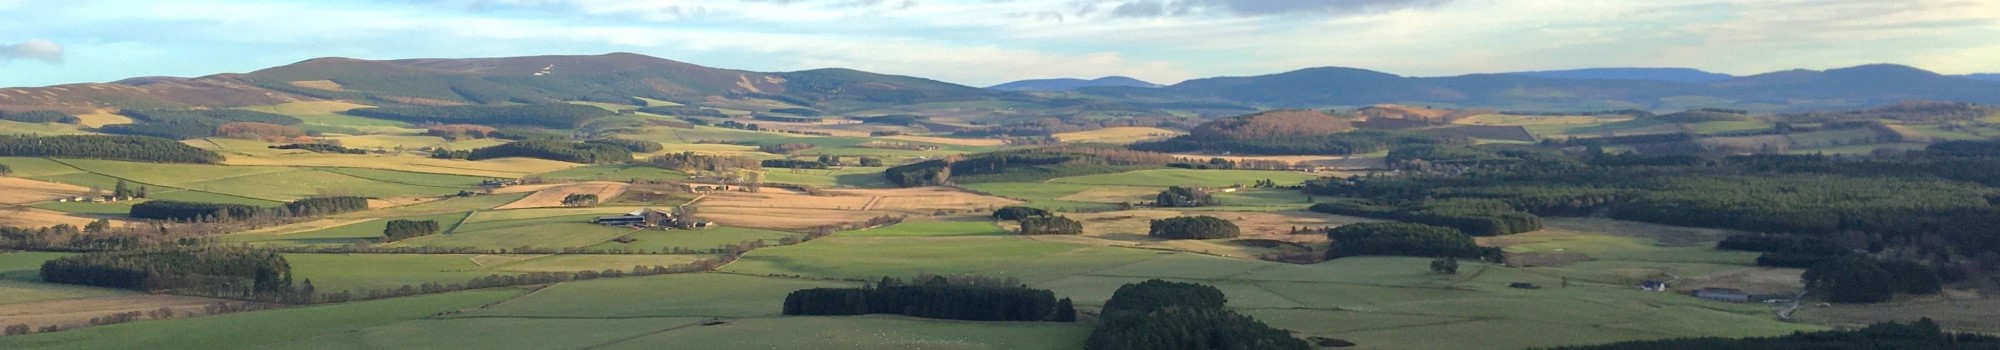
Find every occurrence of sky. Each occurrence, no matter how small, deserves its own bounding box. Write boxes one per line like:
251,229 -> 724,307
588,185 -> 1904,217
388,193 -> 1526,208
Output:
2,0 -> 1998,88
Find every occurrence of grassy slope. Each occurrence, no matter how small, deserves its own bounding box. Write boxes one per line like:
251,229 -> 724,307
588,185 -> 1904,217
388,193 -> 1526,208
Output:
0,290 -> 524,350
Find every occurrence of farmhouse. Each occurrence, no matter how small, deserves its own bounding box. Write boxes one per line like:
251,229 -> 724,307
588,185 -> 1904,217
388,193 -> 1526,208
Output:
1692,288 -> 1751,303
591,208 -> 712,229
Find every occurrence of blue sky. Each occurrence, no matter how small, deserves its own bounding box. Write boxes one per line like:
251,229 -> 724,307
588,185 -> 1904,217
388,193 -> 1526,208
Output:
2,0 -> 1997,88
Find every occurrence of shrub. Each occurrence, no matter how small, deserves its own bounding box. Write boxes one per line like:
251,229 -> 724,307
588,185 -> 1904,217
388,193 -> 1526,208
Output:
1020,216 -> 1083,235
382,220 -> 441,242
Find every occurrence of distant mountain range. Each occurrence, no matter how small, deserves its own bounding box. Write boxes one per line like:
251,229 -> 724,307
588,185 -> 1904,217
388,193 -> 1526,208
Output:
988,76 -> 1162,91
1502,68 -> 1736,84
3,53 -> 1998,118
1963,74 -> 2000,82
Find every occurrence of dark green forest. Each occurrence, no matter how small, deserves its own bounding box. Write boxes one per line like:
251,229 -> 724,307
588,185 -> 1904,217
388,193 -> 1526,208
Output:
1324,222 -> 1496,260
0,135 -> 222,163
0,110 -> 79,123
467,140 -> 633,164
1148,216 -> 1240,240
39,247 -> 293,296
782,282 -> 1071,322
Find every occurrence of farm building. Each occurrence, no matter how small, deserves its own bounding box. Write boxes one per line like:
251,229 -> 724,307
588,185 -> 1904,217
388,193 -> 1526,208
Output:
1640,280 -> 1668,292
591,208 -> 712,229
1692,288 -> 1751,303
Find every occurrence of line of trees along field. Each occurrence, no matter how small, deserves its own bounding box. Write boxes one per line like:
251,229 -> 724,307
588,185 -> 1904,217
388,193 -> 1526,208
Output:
130,197 -> 369,221
467,140 -> 632,164
39,247 -> 293,296
1148,216 -> 1240,240
783,276 -> 1075,322
1087,279 -> 1309,350
645,152 -> 762,172
0,134 -> 223,163
1323,222 -> 1503,261
101,109 -> 306,140
884,145 -> 1183,187
581,138 -> 663,153
1307,141 -> 2000,295
343,104 -> 611,129
0,110 -> 79,123
1308,198 -> 1543,236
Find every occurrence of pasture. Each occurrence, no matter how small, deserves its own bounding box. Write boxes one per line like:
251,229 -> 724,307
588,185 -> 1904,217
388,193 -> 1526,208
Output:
0,290 -> 525,350
586,226 -> 798,253
839,218 -> 1009,237
1047,169 -> 1323,188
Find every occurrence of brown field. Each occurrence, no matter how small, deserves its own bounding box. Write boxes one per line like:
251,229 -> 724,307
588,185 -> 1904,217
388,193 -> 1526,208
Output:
495,182 -> 630,210
697,207 -> 902,231
0,207 -> 122,228
1054,127 -> 1182,144
231,218 -> 374,236
1057,187 -> 1159,203
0,176 -> 92,205
0,294 -> 260,331
881,135 -> 1008,147
287,80 -> 345,91
1793,294 -> 2000,333
1676,267 -> 1803,295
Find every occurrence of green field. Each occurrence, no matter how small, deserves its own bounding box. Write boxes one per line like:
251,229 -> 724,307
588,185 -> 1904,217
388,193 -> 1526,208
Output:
761,166 -> 895,188
460,273 -> 852,318
223,212 -> 470,247
586,226 -> 798,253
0,280 -> 133,305
0,252 -> 73,281
532,164 -> 688,182
961,182 -> 1148,211
599,316 -> 1088,350
721,236 -> 1161,283
839,219 -> 1009,237
397,217 -> 636,250
283,253 -> 706,292
1684,120 -> 1776,135
0,289 -> 525,350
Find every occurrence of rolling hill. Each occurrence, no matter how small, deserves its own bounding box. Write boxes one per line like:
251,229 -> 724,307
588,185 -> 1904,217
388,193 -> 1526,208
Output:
988,76 -> 1162,91
4,53 -> 1999,117
1961,74 -> 2000,82
1505,68 -> 1736,83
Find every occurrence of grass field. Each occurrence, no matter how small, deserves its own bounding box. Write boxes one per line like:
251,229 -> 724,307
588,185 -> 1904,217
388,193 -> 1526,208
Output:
532,164 -> 688,182
461,273 -> 851,318
398,215 -> 636,250
721,236 -> 1160,283
1683,120 -> 1777,135
0,280 -> 133,305
0,252 -> 73,281
233,101 -> 412,134
223,212 -> 468,247
839,218 -> 1009,237
0,289 -> 525,350
586,226 -> 798,253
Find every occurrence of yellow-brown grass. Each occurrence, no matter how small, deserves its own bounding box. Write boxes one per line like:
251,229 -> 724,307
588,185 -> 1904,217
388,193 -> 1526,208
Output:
881,135 -> 1008,147
287,80 -> 345,91
1054,127 -> 1182,144
1794,294 -> 2000,333
495,182 -> 630,210
0,208 -> 121,228
698,207 -> 903,231
70,110 -> 134,127
216,153 -> 580,178
0,176 -> 92,205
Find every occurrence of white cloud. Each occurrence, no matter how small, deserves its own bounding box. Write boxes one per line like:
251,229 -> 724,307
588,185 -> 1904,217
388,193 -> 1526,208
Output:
1,39 -> 62,64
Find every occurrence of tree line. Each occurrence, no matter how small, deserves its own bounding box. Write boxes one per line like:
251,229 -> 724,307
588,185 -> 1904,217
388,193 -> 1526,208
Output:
1087,279 -> 1309,350
1307,199 -> 1542,236
130,196 -> 369,221
1154,186 -> 1217,207
646,152 -> 762,172
467,140 -> 633,164
39,247 -> 293,297
782,277 -> 1075,322
102,109 -> 306,140
884,145 -> 1182,187
0,134 -> 222,163
271,143 -> 367,154
345,104 -> 611,129
0,110 -> 79,123
1324,222 -> 1501,261
583,138 -> 663,153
